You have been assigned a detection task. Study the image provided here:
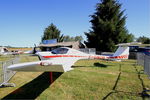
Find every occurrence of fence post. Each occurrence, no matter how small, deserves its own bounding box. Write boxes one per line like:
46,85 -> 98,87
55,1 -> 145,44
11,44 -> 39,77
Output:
144,55 -> 150,78
137,53 -> 150,79
3,62 -> 6,83
1,62 -> 4,83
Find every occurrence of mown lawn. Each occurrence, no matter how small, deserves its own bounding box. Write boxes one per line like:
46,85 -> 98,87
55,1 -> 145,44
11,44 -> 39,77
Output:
0,55 -> 16,61
0,55 -> 17,83
0,55 -> 150,100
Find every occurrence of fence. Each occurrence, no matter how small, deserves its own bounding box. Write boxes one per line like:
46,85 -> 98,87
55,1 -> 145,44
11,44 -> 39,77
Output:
137,53 -> 150,78
0,57 -> 20,87
137,53 -> 145,66
79,48 -> 96,54
144,55 -> 150,77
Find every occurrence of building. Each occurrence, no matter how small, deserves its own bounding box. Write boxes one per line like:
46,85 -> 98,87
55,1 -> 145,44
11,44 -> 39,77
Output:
38,41 -> 84,51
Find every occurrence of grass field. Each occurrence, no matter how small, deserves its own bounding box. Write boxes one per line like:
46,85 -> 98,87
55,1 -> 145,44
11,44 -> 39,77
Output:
0,55 -> 150,100
8,47 -> 32,52
0,55 -> 15,61
0,55 -> 17,83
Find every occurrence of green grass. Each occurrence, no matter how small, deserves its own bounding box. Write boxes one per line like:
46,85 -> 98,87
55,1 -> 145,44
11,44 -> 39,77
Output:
0,55 -> 15,61
36,60 -> 150,100
0,55 -> 18,75
0,54 -> 42,96
0,55 -> 150,100
0,54 -> 32,83
0,55 -> 16,83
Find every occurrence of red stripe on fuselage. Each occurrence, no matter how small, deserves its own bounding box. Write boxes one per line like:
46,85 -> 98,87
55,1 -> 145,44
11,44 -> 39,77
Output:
43,54 -> 128,59
91,56 -> 106,59
43,55 -> 87,58
109,55 -> 128,59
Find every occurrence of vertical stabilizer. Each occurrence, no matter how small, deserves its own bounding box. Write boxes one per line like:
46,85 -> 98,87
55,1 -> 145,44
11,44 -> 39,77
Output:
112,46 -> 129,59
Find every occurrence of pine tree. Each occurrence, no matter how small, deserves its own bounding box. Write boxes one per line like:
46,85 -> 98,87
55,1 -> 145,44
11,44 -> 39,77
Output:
41,23 -> 64,42
84,0 -> 134,52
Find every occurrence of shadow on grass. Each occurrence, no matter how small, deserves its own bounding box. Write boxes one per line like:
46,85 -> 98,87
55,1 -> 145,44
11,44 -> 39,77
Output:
94,62 -> 107,68
72,62 -> 108,68
102,64 -> 150,100
2,72 -> 63,100
102,64 -> 122,100
134,65 -> 150,99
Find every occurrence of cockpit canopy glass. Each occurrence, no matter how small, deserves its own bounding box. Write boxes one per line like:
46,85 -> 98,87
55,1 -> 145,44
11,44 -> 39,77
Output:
51,48 -> 69,54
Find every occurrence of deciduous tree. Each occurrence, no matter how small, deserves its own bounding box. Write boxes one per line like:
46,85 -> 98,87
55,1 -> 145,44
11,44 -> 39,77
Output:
137,36 -> 150,44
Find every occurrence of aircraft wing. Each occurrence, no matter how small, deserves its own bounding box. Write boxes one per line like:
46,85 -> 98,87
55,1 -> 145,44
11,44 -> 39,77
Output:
7,57 -> 80,72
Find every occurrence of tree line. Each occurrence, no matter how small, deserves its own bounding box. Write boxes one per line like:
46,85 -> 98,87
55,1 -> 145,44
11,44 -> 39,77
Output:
41,0 -> 150,52
41,23 -> 83,43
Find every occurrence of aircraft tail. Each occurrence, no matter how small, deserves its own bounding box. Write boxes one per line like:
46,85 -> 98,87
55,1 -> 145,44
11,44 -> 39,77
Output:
111,46 -> 129,59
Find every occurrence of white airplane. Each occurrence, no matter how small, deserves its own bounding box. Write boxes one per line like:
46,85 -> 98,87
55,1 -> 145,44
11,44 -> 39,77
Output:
0,47 -> 10,55
7,45 -> 129,72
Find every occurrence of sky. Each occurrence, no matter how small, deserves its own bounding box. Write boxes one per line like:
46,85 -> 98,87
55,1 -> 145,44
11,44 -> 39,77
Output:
0,0 -> 149,47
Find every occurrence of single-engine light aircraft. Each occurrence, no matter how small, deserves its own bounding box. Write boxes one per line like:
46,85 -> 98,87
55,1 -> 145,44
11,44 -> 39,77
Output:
7,45 -> 129,72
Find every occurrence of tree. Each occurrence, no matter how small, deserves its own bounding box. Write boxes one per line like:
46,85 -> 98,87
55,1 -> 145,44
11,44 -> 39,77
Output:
41,23 -> 64,42
74,36 -> 83,42
84,0 -> 134,52
137,36 -> 150,44
63,35 -> 83,42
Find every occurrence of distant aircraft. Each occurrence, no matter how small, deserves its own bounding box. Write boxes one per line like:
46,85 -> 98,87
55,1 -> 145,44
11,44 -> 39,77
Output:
24,44 -> 37,54
0,47 -> 11,55
123,42 -> 150,56
7,45 -> 129,72
137,48 -> 150,56
24,49 -> 34,54
0,47 -> 23,55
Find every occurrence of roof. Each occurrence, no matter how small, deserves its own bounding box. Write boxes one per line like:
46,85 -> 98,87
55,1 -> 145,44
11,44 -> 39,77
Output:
117,42 -> 150,47
38,41 -> 80,48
